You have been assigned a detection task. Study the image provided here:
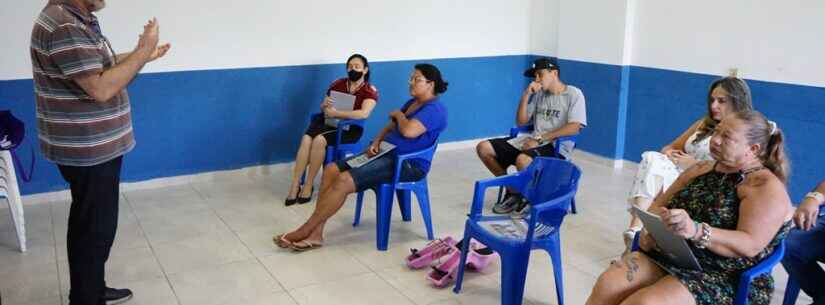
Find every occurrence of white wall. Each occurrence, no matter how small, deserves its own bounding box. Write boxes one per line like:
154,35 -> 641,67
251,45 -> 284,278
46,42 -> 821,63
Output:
1,0 -> 533,80
529,0 -> 560,56
632,0 -> 825,87
557,0 -> 629,65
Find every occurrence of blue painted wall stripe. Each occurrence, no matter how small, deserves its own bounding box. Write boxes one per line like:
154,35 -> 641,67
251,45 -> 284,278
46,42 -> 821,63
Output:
1,55 -> 534,195
2,55 -> 824,202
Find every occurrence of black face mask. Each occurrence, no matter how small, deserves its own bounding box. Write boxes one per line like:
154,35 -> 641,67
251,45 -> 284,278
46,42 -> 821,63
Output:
348,70 -> 364,82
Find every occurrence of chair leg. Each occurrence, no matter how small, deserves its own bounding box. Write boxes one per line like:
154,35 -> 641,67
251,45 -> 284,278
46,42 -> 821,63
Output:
547,237 -> 564,305
496,185 -> 504,204
499,251 -> 531,305
453,225 -> 473,294
570,198 -> 577,214
782,278 -> 801,305
325,146 -> 335,165
353,190 -> 366,227
375,185 -> 394,251
413,186 -> 434,240
396,189 -> 412,222
1,151 -> 26,252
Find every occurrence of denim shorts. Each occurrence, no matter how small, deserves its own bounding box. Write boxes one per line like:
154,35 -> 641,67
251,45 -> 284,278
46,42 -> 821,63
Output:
336,152 -> 426,192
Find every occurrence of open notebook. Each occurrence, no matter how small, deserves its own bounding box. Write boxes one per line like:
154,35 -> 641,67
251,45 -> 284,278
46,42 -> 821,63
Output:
345,141 -> 396,168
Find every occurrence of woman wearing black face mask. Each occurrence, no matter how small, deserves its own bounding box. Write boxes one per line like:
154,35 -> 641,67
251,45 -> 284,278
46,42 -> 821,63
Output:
285,54 -> 379,206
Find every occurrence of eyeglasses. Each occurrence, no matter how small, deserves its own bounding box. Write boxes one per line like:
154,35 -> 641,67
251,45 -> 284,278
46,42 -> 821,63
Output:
409,76 -> 430,84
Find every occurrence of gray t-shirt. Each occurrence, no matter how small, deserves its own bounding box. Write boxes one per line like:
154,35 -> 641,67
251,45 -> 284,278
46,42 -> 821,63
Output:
526,85 -> 587,158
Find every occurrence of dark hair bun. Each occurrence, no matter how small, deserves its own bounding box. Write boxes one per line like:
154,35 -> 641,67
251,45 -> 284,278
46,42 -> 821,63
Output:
435,81 -> 448,94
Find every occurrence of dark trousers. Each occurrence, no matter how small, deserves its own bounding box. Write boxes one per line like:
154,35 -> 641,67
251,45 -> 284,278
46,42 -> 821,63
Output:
58,156 -> 123,305
782,216 -> 825,305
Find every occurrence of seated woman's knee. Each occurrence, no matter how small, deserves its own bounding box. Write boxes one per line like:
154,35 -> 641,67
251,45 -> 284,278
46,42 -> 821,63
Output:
312,135 -> 327,146
331,172 -> 355,193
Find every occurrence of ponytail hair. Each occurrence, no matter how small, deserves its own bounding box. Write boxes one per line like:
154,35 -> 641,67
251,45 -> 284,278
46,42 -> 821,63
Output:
732,111 -> 790,184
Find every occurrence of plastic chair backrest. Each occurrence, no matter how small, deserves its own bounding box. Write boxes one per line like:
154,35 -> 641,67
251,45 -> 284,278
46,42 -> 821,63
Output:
522,157 -> 581,205
522,158 -> 581,238
392,141 -> 438,185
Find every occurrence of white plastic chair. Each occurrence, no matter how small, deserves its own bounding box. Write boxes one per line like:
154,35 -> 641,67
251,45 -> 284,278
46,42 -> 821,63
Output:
0,150 -> 26,252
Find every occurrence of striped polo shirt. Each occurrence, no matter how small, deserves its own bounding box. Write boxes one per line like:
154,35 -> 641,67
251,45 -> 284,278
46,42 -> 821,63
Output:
30,0 -> 135,167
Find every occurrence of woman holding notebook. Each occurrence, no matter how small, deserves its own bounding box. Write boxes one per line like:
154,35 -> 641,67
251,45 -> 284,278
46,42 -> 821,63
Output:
275,63 -> 449,251
623,77 -> 753,244
587,110 -> 792,305
285,54 -> 379,206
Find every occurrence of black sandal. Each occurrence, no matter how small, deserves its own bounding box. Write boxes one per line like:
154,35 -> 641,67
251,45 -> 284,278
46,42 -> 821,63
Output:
297,186 -> 314,204
285,186 -> 300,206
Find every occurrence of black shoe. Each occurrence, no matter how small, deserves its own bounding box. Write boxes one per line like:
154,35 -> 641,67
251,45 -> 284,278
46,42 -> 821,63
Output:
297,186 -> 314,204
492,193 -> 522,214
285,197 -> 298,206
285,186 -> 300,206
511,198 -> 530,216
102,287 -> 133,305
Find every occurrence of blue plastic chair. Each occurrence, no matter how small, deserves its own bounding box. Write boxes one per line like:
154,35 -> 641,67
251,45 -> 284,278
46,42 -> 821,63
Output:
780,206 -> 824,305
495,124 -> 579,213
630,231 -> 787,305
351,142 -> 438,251
300,113 -> 366,185
453,158 -> 582,305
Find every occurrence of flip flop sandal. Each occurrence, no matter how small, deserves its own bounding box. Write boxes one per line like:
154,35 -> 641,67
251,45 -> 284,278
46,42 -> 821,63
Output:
291,239 -> 324,252
273,234 -> 293,249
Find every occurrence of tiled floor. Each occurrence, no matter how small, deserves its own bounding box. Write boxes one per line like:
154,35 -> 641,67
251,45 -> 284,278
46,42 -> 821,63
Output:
0,148 -> 814,305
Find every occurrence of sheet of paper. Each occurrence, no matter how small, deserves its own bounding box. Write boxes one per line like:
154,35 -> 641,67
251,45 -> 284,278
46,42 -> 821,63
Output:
325,91 -> 357,127
506,135 -> 531,150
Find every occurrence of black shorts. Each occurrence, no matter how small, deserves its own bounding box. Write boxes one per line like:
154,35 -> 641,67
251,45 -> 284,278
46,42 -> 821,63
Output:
336,152 -> 426,192
487,137 -> 563,168
305,115 -> 363,145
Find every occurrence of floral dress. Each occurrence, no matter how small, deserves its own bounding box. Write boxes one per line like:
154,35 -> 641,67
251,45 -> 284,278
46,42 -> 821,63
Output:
644,165 -> 792,305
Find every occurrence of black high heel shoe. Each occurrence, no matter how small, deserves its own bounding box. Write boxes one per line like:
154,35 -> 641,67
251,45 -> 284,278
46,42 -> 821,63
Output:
297,187 -> 314,204
285,186 -> 300,206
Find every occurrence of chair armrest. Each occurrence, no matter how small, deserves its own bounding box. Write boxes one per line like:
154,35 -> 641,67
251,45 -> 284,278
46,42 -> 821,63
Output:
337,119 -> 365,128
529,189 -> 576,215
551,135 -> 577,156
553,135 -> 577,144
508,124 -> 535,139
735,241 -> 785,303
391,143 -> 438,185
334,118 -> 366,145
523,190 -> 576,241
631,231 -> 641,252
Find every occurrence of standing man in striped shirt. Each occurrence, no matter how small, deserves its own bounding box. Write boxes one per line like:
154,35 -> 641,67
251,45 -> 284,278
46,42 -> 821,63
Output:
30,1 -> 170,304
